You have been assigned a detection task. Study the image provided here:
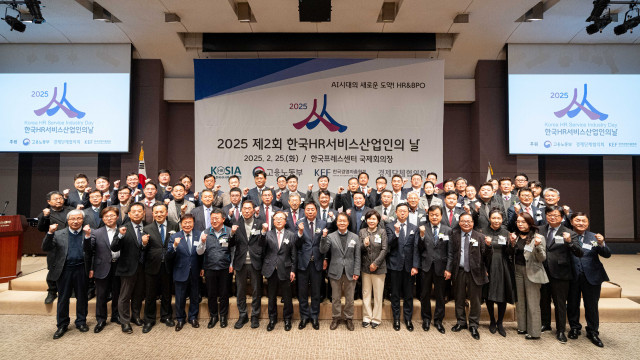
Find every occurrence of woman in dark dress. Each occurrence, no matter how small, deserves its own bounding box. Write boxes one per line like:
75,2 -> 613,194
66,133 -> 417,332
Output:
483,209 -> 515,337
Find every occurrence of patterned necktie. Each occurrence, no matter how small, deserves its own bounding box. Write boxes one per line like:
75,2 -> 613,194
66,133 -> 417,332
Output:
159,224 -> 165,244
322,209 -> 327,222
234,206 -> 240,221
433,226 -> 438,243
292,211 -> 297,225
136,225 -> 142,245
463,233 -> 470,272
310,221 -> 314,238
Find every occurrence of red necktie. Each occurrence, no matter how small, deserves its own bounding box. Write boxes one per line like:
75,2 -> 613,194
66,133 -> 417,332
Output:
292,211 -> 297,225
449,209 -> 453,224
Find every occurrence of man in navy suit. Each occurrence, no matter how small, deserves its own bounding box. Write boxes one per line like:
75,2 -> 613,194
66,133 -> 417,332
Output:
63,173 -> 91,209
345,191 -> 371,234
441,191 -> 464,230
261,211 -> 296,331
385,203 -> 419,332
166,214 -> 202,331
255,188 -> 282,231
191,189 -> 219,233
567,212 -> 610,347
244,169 -> 268,207
402,173 -> 426,198
507,187 -> 543,231
295,201 -> 327,330
88,206 -> 121,333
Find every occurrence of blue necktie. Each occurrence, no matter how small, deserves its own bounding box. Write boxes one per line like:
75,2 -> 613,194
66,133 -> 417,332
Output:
187,234 -> 191,255
160,224 -> 165,244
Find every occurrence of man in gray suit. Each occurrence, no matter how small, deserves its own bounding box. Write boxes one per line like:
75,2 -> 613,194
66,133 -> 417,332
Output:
167,183 -> 195,224
88,206 -> 121,333
320,213 -> 361,331
374,189 -> 396,226
42,210 -> 90,339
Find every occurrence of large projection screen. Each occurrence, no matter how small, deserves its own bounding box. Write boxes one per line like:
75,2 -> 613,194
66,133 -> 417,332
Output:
0,44 -> 131,153
508,44 -> 640,155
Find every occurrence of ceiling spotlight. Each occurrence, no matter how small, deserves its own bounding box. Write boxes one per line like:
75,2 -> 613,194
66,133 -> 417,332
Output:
587,0 -> 610,22
453,13 -> 469,23
164,12 -> 180,23
614,14 -> 640,34
3,14 -> 26,32
92,2 -> 119,22
380,2 -> 397,23
24,0 -> 44,24
586,10 -> 613,34
525,2 -> 544,21
237,2 -> 251,22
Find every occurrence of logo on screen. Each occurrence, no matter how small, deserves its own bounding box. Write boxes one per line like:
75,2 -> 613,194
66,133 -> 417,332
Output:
34,82 -> 86,119
23,138 -> 30,146
293,94 -> 347,133
553,84 -> 607,121
544,141 -> 552,148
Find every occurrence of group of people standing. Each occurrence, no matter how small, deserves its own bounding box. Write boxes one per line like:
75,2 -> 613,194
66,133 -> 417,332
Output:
38,169 -> 611,348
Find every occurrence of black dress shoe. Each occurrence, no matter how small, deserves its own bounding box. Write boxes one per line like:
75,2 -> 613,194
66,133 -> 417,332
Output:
208,317 -> 218,329
497,323 -> 506,337
94,321 -> 107,333
568,328 -> 581,339
234,316 -> 248,329
44,292 -> 57,305
393,320 -> 401,331
284,320 -> 292,331
250,317 -> 259,329
330,319 -> 340,330
405,320 -> 414,332
77,323 -> 89,332
556,331 -> 568,343
470,327 -> 480,340
298,318 -> 308,330
525,334 -> 540,340
121,323 -> 133,334
422,321 -> 430,331
87,289 -> 96,300
517,330 -> 527,335
220,316 -> 228,328
370,322 -> 379,329
53,326 -> 68,339
267,320 -> 276,332
489,321 -> 497,334
175,320 -> 185,331
110,317 -> 122,325
189,319 -> 200,328
311,318 -> 319,330
132,317 -> 144,326
587,332 -> 604,347
164,319 -> 175,327
142,322 -> 154,333
541,324 -> 552,332
434,322 -> 445,334
451,324 -> 468,332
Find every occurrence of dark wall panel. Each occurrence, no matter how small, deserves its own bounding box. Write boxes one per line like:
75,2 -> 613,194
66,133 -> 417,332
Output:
544,156 -> 591,217
166,103 -> 195,180
443,104 -> 473,182
28,154 -> 60,218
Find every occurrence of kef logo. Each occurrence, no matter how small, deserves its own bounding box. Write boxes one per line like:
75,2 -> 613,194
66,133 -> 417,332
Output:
554,84 -> 607,121
293,94 -> 347,133
34,82 -> 85,119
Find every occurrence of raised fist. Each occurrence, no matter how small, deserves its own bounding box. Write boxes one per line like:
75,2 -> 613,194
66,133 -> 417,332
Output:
133,188 -> 141,197
562,232 -> 571,243
63,189 -> 70,197
231,225 -> 239,234
363,236 -> 370,247
142,234 -> 149,246
337,186 -> 345,194
276,191 -> 282,200
402,178 -> 409,185
475,202 -> 481,211
201,232 -> 207,243
595,233 -> 604,245
322,228 -> 328,237
346,209 -> 352,216
308,184 -> 313,191
174,237 -> 181,246
262,223 -> 268,232
83,225 -> 91,236
102,193 -> 110,202
419,225 -> 426,237
463,205 -> 471,214
509,232 -> 517,244
119,226 -> 127,235
228,208 -> 234,217
42,208 -> 50,217
114,180 -> 120,188
84,187 -> 92,193
145,178 -> 151,184
165,185 -> 172,192
562,205 -> 570,215
76,204 -> 84,210
180,204 -> 188,214
242,187 -> 250,196
394,221 -> 401,233
214,184 -> 221,192
298,222 -> 305,231
194,192 -> 199,200
49,224 -> 58,233
485,236 -> 492,246
534,234 -> 542,246
164,198 -> 170,205
514,204 -> 521,214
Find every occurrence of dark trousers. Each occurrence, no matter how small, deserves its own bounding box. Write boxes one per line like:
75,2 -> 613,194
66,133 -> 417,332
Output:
454,269 -> 482,328
420,265 -> 445,323
205,269 -> 230,318
175,272 -> 200,322
56,263 -> 88,329
568,273 -> 601,334
297,263 -> 323,321
235,264 -> 262,319
388,269 -> 413,321
46,252 -> 57,294
267,273 -> 293,321
118,265 -> 145,324
95,262 -> 121,322
144,263 -> 174,324
540,279 -> 570,332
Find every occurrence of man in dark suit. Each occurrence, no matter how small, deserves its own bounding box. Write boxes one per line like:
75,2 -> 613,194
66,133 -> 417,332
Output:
295,201 -> 326,330
83,190 -> 107,229
402,173 -> 426,198
63,173 -> 91,209
231,200 -> 266,329
539,205 -> 583,343
256,188 -> 282,232
567,213 -> 610,347
336,177 -> 371,210
471,183 -> 506,234
415,205 -> 452,333
446,212 -> 493,340
197,209 -> 235,329
192,189 -> 219,233
115,187 -> 133,223
141,182 -> 159,224
541,188 -> 573,229
284,193 -> 304,231
37,191 -> 74,304
507,187 -> 543,231
405,191 -> 428,228
222,187 -> 243,225
244,169 -> 268,207
41,210 -> 90,339
368,176 -> 388,208
88,206 -> 121,333
155,169 -> 172,202
201,174 -> 224,208
110,202 -> 147,333
261,211 -> 296,331
94,176 -> 119,207
316,190 -> 338,233
441,191 -> 464,230
166,214 -> 203,330
279,174 -> 306,210
306,175 -> 336,209
385,203 -> 419,331
346,191 -> 371,234
141,203 -> 179,333
390,174 -> 406,205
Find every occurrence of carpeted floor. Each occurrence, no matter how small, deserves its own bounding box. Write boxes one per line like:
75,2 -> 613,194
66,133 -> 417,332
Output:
1,315 -> 638,360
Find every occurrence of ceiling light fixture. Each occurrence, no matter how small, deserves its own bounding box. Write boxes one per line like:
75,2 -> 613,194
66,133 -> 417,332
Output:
380,2 -> 397,23
164,12 -> 180,23
524,2 -> 544,21
614,5 -> 640,34
237,2 -> 251,22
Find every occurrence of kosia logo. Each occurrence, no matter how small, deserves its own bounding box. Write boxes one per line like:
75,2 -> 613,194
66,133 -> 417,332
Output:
34,82 -> 85,119
554,84 -> 608,121
293,94 -> 347,133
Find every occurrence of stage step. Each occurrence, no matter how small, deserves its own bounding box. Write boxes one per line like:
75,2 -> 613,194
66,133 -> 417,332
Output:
1,290 -> 637,323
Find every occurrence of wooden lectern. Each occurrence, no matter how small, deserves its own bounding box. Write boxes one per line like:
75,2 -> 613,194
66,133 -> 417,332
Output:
0,215 -> 28,283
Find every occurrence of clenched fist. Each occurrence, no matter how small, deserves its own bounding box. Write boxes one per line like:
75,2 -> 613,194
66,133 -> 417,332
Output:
463,205 -> 471,214
562,231 -> 571,243
164,199 -> 170,205
63,189 -> 70,197
475,202 -> 481,211
595,233 -> 604,245
76,204 -> 84,210
231,225 -> 239,234
337,186 -> 345,194
83,225 -> 91,237
363,236 -> 370,247
322,229 -> 328,237
394,221 -> 401,233
114,180 -> 121,188
174,237 -> 181,247
262,223 -> 268,232
119,226 -> 127,235
514,204 -> 521,214
308,184 -> 313,191
419,225 -> 426,238
42,208 -> 50,217
346,209 -> 351,216
201,232 -> 207,243
242,187 -> 250,196
484,236 -> 492,246
49,224 -> 58,233
298,222 -> 305,232
180,204 -> 188,214
142,234 -> 150,246
534,234 -> 542,247
509,232 -> 517,245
